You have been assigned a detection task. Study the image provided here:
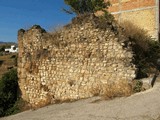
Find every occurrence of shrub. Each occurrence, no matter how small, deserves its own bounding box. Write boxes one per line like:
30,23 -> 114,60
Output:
132,80 -> 143,93
147,41 -> 160,66
98,10 -> 115,23
120,21 -> 159,79
0,69 -> 19,117
0,60 -> 3,66
4,101 -> 20,116
0,46 -> 5,52
4,98 -> 30,116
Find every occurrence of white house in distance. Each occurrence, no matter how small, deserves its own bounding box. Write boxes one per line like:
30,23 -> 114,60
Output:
5,45 -> 18,53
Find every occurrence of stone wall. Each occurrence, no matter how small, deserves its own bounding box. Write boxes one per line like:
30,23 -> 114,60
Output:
18,15 -> 136,107
107,0 -> 159,39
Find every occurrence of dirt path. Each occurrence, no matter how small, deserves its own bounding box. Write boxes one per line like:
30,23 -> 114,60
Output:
1,82 -> 160,120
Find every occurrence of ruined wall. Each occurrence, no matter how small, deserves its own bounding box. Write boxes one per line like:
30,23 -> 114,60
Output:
18,15 -> 136,107
108,0 -> 159,39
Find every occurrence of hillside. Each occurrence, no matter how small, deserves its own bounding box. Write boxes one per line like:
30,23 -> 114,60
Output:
0,43 -> 18,78
0,53 -> 17,78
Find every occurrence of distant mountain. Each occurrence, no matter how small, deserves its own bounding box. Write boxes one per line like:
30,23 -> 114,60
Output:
0,41 -> 5,44
0,41 -> 17,45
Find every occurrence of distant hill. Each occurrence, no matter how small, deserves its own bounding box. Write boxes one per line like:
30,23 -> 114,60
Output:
0,53 -> 17,78
0,41 -> 17,45
0,41 -> 5,44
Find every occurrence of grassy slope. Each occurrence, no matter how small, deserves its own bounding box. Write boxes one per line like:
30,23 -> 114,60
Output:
0,53 -> 17,78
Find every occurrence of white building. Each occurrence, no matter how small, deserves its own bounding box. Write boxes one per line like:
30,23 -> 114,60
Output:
5,45 -> 18,53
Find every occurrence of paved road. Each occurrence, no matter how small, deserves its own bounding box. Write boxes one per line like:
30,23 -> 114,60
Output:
1,82 -> 160,120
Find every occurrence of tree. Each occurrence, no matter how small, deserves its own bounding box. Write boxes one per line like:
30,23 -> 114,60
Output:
0,45 -> 5,52
64,0 -> 111,15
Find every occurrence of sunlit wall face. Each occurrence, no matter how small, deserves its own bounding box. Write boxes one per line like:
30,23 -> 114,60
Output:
106,0 -> 159,40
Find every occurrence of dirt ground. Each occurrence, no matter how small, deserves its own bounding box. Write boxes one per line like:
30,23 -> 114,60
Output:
1,81 -> 160,120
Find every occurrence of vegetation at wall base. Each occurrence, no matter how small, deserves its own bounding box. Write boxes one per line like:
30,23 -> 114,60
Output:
134,40 -> 160,79
147,41 -> 160,66
120,21 -> 160,79
132,80 -> 143,93
0,69 -> 19,117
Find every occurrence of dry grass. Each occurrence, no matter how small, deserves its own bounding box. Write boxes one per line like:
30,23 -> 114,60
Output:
101,80 -> 132,100
0,53 -> 17,78
120,21 -> 152,51
90,83 -> 102,96
90,80 -> 132,100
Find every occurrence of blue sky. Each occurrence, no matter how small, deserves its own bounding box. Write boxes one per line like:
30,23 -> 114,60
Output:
0,0 -> 75,42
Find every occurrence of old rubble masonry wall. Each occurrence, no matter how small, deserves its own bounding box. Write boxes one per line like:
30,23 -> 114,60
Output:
18,15 -> 136,108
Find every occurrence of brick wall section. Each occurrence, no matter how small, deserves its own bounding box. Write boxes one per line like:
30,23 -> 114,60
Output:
18,15 -> 136,108
108,0 -> 158,39
108,0 -> 155,12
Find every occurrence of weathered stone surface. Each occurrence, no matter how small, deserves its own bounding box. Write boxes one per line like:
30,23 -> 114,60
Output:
18,15 -> 136,108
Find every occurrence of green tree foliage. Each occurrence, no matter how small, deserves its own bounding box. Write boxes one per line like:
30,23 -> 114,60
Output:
64,0 -> 111,15
0,46 -> 5,52
0,69 -> 18,117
